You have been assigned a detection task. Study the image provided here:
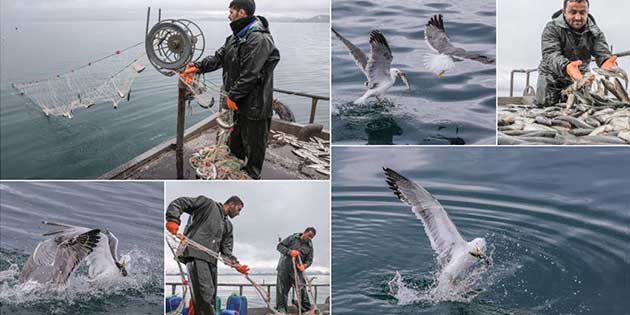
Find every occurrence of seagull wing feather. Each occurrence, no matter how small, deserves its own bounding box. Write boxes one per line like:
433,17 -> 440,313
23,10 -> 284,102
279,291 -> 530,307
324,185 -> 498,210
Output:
19,239 -> 58,282
425,14 -> 495,65
51,229 -> 101,285
384,167 -> 466,265
367,30 -> 393,87
332,27 -> 369,78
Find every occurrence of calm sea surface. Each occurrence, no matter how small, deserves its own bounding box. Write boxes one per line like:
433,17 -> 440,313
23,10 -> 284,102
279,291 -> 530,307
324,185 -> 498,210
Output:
332,147 -> 630,314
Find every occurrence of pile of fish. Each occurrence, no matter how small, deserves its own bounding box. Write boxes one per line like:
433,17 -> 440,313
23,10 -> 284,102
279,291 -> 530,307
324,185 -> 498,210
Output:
499,67 -> 630,145
270,130 -> 330,176
189,144 -> 251,180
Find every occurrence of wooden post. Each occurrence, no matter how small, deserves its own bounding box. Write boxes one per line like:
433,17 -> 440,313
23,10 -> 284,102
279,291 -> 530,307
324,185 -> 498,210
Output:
309,98 -> 318,124
176,83 -> 186,179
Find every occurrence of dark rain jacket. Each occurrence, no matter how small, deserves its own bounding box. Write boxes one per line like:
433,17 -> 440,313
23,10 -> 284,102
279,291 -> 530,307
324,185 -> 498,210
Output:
165,196 -> 237,265
539,11 -> 611,81
536,11 -> 612,106
195,16 -> 280,120
276,233 -> 313,273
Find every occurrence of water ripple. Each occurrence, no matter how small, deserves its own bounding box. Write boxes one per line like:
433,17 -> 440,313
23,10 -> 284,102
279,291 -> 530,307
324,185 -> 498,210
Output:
332,0 -> 496,145
332,147 -> 630,314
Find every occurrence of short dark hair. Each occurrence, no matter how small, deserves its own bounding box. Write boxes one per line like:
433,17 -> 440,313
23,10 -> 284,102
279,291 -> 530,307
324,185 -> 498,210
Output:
229,0 -> 256,16
564,0 -> 589,9
304,227 -> 317,236
225,196 -> 244,207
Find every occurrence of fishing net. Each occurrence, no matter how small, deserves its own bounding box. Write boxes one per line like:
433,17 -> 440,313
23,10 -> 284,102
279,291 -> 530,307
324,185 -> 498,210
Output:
179,75 -> 255,180
12,42 -> 147,118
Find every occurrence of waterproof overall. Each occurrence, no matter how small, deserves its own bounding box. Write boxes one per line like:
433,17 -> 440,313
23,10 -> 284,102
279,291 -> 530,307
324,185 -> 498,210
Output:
276,233 -> 314,312
166,196 -> 238,315
195,16 -> 280,179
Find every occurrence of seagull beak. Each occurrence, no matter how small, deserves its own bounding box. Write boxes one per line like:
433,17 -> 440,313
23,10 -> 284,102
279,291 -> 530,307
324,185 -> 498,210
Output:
116,261 -> 129,277
399,72 -> 411,90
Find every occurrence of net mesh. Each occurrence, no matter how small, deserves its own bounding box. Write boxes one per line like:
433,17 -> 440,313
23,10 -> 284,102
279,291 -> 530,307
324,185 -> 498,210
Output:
12,42 -> 147,118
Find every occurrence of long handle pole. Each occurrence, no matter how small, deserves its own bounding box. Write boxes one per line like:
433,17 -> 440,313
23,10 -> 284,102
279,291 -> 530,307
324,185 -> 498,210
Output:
145,7 -> 151,38
176,83 -> 186,179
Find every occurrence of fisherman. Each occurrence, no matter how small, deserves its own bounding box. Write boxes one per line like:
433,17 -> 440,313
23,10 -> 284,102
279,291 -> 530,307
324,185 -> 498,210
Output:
276,227 -> 316,313
180,0 -> 280,179
165,195 -> 250,315
535,0 -> 618,106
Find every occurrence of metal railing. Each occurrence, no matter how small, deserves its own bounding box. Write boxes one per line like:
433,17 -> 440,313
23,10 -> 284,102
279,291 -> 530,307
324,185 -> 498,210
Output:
274,88 -> 329,124
509,68 -> 538,97
166,277 -> 329,303
508,50 -> 630,98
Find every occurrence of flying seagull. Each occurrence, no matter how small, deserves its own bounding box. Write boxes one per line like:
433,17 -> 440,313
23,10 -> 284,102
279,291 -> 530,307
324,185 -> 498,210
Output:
383,168 -> 491,291
424,14 -> 495,77
19,221 -> 129,286
332,28 -> 410,104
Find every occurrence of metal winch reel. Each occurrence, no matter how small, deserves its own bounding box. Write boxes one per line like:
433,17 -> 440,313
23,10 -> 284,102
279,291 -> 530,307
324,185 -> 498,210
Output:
145,19 -> 205,76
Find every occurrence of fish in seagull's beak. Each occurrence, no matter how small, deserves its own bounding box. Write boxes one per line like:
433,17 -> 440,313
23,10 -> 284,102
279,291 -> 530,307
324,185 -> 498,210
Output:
398,72 -> 411,90
436,70 -> 446,78
469,247 -> 492,266
116,261 -> 129,277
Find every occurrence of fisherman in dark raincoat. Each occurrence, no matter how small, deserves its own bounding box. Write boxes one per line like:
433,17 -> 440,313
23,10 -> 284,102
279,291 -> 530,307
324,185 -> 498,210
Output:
181,0 -> 280,179
165,195 -> 250,315
276,227 -> 316,313
535,0 -> 618,106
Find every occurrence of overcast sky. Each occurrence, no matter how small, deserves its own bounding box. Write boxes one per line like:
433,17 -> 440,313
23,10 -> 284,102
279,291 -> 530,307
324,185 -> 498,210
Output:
0,0 -> 330,21
498,0 -> 630,95
164,181 -> 330,274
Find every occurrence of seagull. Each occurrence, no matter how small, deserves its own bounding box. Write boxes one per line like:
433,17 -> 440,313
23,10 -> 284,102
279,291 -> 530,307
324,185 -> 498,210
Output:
19,221 -> 129,287
383,168 -> 491,292
332,28 -> 410,105
424,14 -> 495,77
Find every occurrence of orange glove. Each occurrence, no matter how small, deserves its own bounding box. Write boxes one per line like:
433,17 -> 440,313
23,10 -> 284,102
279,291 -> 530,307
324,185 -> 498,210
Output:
566,60 -> 583,81
235,264 -> 250,274
601,56 -> 618,70
180,65 -> 198,84
297,264 -> 306,272
165,221 -> 179,235
289,250 -> 301,258
227,97 -> 238,111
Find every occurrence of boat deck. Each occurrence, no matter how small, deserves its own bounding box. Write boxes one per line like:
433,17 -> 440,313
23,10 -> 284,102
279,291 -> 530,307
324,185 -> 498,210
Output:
249,304 -> 330,315
101,113 -> 329,180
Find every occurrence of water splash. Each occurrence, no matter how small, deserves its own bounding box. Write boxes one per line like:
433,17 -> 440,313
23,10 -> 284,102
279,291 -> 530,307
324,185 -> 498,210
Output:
387,253 -> 494,305
334,99 -> 397,118
0,248 -> 159,307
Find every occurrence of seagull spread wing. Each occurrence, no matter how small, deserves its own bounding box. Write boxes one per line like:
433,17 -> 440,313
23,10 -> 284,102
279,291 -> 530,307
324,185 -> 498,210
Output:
425,14 -> 495,65
366,30 -> 393,88
384,167 -> 466,265
86,230 -> 121,279
51,229 -> 101,285
332,27 -> 369,78
19,238 -> 58,282
20,222 -> 101,285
